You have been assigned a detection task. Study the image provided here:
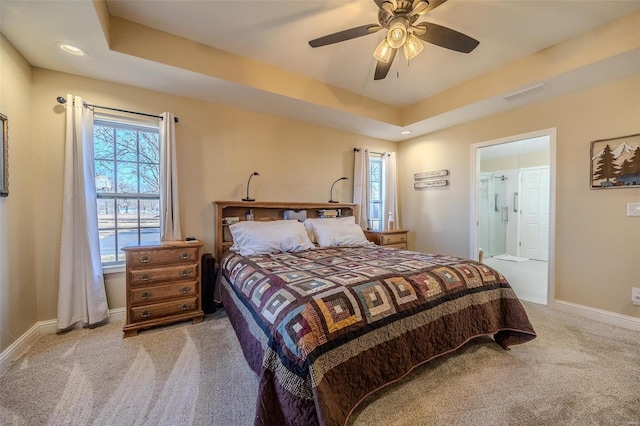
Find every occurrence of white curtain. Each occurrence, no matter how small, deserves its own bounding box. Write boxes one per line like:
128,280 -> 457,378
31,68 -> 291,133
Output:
352,148 -> 371,229
384,151 -> 400,230
57,95 -> 109,330
160,112 -> 182,240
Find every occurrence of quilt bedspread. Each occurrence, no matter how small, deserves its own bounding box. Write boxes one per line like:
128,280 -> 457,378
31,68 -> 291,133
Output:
219,246 -> 536,426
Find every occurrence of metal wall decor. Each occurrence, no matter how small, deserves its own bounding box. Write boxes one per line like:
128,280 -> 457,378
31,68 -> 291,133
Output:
414,179 -> 448,189
414,169 -> 449,180
414,169 -> 449,189
590,133 -> 640,189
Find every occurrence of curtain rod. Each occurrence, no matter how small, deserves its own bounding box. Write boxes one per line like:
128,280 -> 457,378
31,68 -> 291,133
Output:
353,148 -> 384,155
56,97 -> 179,123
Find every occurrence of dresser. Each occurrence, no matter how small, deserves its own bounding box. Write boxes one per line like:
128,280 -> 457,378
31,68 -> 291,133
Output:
122,240 -> 204,337
364,229 -> 408,249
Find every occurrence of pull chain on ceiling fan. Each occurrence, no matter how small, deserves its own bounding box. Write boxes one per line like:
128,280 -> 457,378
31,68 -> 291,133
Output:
308,0 -> 479,80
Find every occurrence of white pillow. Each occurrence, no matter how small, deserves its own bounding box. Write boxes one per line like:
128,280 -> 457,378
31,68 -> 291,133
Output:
229,220 -> 315,256
303,216 -> 356,243
311,221 -> 373,248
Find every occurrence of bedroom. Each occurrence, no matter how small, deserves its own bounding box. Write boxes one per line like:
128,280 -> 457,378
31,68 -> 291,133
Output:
0,1 -> 639,424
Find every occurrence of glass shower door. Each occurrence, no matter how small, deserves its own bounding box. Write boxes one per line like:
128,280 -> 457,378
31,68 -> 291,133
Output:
478,173 -> 508,258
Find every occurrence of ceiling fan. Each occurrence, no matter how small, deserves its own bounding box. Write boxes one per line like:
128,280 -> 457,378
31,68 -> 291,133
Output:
308,0 -> 479,80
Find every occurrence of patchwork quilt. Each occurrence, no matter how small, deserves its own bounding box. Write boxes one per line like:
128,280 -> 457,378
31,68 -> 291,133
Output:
219,246 -> 536,426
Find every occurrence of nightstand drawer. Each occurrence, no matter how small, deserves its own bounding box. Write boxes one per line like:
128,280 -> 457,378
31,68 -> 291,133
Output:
385,243 -> 407,250
364,229 -> 409,248
130,297 -> 198,323
129,246 -> 199,267
130,281 -> 198,305
382,234 -> 407,245
129,263 -> 199,286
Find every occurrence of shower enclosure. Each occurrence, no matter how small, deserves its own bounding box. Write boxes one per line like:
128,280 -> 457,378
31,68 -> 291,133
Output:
479,173 -> 506,258
478,170 -> 519,258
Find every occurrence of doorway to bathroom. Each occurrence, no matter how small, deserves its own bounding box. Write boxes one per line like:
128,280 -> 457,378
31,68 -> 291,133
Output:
478,166 -> 549,261
470,129 -> 556,305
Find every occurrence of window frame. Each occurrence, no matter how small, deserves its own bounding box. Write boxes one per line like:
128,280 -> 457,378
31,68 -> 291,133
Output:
93,115 -> 161,268
368,153 -> 385,231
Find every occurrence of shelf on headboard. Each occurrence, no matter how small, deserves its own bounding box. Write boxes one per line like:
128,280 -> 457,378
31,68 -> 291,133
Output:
213,201 -> 358,262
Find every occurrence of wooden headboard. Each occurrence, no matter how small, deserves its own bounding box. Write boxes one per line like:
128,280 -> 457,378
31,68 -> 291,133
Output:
213,201 -> 358,261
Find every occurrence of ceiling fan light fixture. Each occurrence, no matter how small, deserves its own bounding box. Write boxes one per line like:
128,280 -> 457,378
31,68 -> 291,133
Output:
308,0 -> 480,81
373,39 -> 394,63
403,34 -> 424,61
386,21 -> 407,49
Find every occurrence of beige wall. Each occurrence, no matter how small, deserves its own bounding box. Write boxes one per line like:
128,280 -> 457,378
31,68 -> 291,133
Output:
0,36 -> 37,353
30,68 -> 396,318
399,74 -> 640,318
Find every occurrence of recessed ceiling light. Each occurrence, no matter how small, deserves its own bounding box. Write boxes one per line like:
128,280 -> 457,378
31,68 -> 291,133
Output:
57,42 -> 87,57
400,130 -> 411,135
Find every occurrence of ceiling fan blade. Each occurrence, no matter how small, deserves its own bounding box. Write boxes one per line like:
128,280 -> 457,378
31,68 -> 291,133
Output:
374,48 -> 397,80
414,22 -> 479,53
423,0 -> 448,14
309,24 -> 381,48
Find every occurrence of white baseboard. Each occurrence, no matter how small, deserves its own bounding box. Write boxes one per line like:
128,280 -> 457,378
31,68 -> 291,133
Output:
554,300 -> 640,332
0,307 -> 127,373
0,321 -> 46,373
108,307 -> 126,322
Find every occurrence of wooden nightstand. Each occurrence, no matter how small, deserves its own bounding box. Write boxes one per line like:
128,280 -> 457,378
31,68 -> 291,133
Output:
122,240 -> 204,337
364,229 -> 408,249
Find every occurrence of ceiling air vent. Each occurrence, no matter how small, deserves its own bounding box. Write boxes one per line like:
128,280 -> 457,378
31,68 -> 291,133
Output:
502,83 -> 548,101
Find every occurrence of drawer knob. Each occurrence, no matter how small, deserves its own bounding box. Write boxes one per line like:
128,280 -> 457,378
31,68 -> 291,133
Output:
140,274 -> 151,282
180,303 -> 191,311
140,310 -> 152,318
180,252 -> 191,260
180,286 -> 191,294
180,270 -> 192,278
141,292 -> 152,299
400,237 -> 406,242
140,256 -> 151,263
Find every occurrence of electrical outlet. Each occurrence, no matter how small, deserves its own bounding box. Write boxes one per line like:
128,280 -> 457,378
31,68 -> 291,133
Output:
633,287 -> 640,305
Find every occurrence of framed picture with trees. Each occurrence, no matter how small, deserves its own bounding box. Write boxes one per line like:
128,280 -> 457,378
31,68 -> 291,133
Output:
0,113 -> 7,197
590,133 -> 640,189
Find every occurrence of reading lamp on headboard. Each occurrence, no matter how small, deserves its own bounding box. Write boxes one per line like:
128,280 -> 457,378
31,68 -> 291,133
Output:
329,177 -> 349,203
242,172 -> 260,201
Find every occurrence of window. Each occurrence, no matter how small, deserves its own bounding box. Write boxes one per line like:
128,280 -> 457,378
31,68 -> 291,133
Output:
369,154 -> 384,231
94,117 -> 160,265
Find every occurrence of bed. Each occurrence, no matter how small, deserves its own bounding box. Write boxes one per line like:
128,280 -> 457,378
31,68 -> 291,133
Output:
214,201 -> 536,426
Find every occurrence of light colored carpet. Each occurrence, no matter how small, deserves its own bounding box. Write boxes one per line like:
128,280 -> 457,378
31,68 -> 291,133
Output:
1,303 -> 638,426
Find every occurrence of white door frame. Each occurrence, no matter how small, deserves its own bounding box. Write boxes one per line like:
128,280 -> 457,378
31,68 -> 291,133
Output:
469,128 -> 557,307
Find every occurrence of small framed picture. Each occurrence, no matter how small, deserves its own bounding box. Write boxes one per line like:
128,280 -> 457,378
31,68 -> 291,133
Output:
0,113 -> 7,197
590,133 -> 640,189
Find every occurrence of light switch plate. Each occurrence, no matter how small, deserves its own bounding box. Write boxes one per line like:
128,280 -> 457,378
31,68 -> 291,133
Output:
627,203 -> 640,217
